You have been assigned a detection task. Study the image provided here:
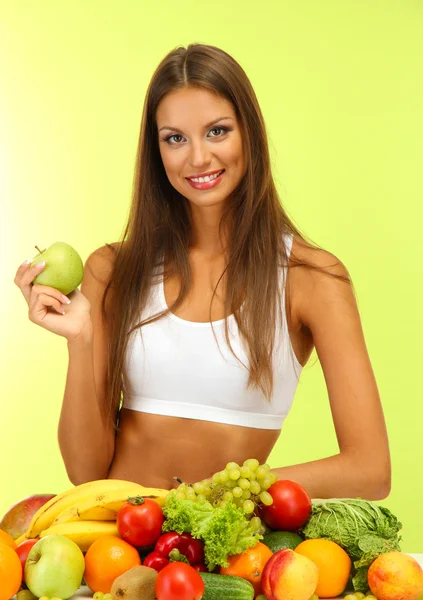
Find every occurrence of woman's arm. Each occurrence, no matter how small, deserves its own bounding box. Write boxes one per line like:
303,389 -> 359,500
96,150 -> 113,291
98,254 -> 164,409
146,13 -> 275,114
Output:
274,246 -> 391,500
58,247 -> 117,484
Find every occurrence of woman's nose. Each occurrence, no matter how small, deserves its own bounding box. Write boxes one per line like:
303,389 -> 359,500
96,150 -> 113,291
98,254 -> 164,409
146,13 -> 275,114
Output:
188,140 -> 212,168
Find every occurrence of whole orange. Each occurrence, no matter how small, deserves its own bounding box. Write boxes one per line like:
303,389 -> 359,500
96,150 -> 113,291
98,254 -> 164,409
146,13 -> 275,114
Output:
220,541 -> 273,596
295,538 -> 351,597
0,542 -> 22,600
84,535 -> 141,593
0,529 -> 17,549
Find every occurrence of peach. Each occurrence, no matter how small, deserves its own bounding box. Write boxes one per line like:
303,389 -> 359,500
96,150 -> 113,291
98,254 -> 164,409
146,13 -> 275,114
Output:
368,552 -> 423,600
0,494 -> 55,540
262,547 -> 318,600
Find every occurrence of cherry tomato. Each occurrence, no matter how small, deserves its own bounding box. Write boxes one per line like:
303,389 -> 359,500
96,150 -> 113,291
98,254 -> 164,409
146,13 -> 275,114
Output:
259,479 -> 312,531
117,496 -> 164,547
156,562 -> 205,600
15,538 -> 38,580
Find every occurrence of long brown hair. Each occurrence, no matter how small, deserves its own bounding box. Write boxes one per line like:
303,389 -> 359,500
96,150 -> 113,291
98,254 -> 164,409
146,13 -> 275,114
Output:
100,43 -> 351,428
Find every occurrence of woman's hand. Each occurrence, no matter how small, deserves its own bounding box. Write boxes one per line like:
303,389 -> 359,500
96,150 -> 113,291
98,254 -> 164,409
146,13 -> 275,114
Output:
14,259 -> 92,342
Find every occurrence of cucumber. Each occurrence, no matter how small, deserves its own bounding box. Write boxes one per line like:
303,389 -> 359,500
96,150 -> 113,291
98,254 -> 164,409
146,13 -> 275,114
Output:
199,572 -> 255,600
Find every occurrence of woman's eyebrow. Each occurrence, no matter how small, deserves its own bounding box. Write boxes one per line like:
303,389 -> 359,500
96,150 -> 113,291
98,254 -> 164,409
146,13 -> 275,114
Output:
158,116 -> 234,133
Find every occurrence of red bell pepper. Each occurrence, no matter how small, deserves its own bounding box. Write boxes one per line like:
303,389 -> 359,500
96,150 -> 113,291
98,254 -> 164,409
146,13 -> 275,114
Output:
143,531 -> 207,572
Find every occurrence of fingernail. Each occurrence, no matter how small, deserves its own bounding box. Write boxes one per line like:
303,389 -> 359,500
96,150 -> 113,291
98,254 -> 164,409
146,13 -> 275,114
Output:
37,261 -> 46,268
21,259 -> 31,267
62,295 -> 71,304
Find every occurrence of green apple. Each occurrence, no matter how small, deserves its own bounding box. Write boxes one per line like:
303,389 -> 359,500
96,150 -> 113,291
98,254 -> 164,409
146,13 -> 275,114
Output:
25,534 -> 85,599
31,241 -> 84,295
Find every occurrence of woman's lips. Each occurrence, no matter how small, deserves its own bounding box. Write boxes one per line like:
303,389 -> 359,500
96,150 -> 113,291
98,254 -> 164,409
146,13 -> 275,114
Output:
185,169 -> 225,190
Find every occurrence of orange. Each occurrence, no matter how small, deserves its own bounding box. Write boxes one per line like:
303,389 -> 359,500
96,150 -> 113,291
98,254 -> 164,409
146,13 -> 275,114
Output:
220,541 -> 273,596
0,529 -> 17,550
84,535 -> 141,593
0,542 -> 22,600
295,538 -> 351,597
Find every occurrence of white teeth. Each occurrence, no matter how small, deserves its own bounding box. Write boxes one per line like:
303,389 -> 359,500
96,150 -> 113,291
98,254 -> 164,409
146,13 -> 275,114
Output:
189,170 -> 223,183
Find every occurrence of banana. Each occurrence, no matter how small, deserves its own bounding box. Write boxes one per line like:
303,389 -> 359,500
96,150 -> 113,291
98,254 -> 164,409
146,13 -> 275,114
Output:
25,479 -> 153,539
14,533 -> 27,546
40,520 -> 119,552
52,485 -> 170,526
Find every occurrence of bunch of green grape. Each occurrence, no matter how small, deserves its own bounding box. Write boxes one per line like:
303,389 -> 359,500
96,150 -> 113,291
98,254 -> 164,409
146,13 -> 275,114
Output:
344,593 -> 377,600
175,458 -> 278,517
93,593 -> 113,600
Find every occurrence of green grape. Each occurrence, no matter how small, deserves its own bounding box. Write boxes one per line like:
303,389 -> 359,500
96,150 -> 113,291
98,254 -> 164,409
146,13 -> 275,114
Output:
196,493 -> 206,502
263,463 -> 271,470
229,468 -> 241,480
226,479 -> 237,488
249,480 -> 261,495
354,594 -> 365,600
243,458 -> 260,471
364,596 -> 377,600
212,498 -> 220,508
259,491 -> 273,505
220,500 -> 228,508
250,516 -> 262,531
93,593 -> 104,600
193,482 -> 204,494
309,595 -> 319,600
103,595 -> 113,600
256,466 -> 268,480
240,465 -> 252,478
262,475 -> 274,490
269,472 -> 278,484
232,486 -> 243,498
212,472 -> 221,484
39,597 -> 50,600
223,491 -> 234,502
175,491 -> 186,500
185,488 -> 197,500
242,489 -> 252,499
220,469 -> 230,483
243,499 -> 255,513
238,478 -> 250,490
226,461 -> 240,470
249,471 -> 257,480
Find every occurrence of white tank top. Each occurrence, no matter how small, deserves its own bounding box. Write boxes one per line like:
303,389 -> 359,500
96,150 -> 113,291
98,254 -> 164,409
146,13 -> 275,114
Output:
123,233 -> 302,430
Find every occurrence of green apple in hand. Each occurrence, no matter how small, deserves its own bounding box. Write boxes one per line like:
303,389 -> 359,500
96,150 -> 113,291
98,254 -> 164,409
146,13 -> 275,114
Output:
31,241 -> 84,295
25,534 -> 85,599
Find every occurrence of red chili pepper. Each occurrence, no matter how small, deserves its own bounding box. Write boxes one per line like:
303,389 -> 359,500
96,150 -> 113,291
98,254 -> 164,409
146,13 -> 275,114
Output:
145,531 -> 206,572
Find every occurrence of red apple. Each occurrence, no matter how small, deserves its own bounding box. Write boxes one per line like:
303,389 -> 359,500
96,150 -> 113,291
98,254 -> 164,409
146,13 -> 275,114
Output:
0,494 -> 56,540
16,539 -> 39,581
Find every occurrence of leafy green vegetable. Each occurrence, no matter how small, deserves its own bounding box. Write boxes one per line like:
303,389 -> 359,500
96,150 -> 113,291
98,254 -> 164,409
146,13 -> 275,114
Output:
162,492 -> 262,571
299,498 -> 402,592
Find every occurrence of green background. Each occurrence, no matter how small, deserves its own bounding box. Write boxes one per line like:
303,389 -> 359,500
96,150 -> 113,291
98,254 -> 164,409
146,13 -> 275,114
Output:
1,1 -> 421,550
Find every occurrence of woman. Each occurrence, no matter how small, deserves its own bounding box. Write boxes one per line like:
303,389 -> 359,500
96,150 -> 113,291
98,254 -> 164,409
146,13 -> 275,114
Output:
14,44 -> 391,500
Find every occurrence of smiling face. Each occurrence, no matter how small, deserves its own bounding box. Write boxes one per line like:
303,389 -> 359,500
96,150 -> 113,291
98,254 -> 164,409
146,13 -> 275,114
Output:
156,87 -> 246,211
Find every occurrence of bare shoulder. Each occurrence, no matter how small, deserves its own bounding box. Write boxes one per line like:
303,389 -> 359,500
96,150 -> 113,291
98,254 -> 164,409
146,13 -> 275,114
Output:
287,235 -> 353,330
84,242 -> 122,287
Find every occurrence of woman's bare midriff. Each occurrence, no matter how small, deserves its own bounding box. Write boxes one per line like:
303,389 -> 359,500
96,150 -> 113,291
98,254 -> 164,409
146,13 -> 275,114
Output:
107,409 -> 281,490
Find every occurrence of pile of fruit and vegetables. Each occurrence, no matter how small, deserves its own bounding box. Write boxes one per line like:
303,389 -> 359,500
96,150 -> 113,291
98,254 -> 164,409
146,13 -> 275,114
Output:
0,458 -> 422,600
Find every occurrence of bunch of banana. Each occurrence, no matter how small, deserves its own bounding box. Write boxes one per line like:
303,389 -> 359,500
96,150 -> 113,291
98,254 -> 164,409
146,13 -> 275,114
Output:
15,479 -> 170,552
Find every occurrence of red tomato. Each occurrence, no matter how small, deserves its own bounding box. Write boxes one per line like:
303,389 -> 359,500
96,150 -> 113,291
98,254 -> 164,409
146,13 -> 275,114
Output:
260,480 -> 312,531
15,538 -> 38,580
117,496 -> 164,547
156,562 -> 205,600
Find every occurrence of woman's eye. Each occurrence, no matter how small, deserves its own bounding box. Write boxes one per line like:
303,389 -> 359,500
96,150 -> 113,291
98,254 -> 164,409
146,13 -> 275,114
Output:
209,127 -> 228,137
165,134 -> 184,145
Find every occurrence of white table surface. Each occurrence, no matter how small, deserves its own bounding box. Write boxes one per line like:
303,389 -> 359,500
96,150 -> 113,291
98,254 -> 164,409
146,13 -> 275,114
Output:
15,554 -> 423,600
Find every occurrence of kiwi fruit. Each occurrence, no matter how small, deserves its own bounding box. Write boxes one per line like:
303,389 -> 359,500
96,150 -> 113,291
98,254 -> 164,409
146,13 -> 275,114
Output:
111,565 -> 158,600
